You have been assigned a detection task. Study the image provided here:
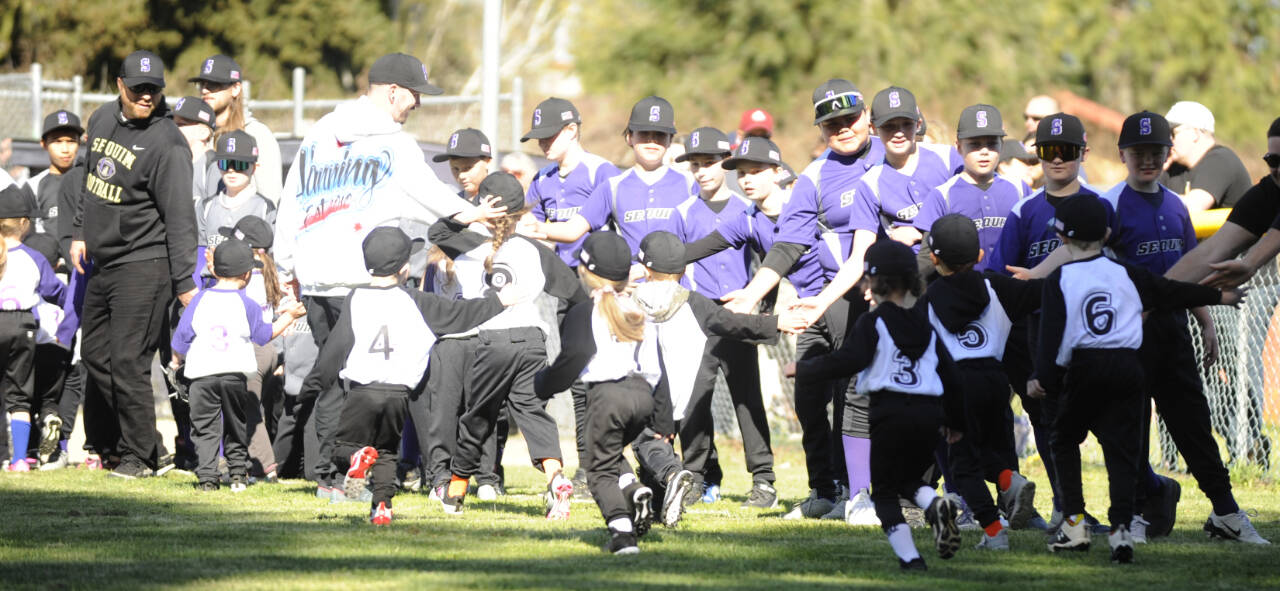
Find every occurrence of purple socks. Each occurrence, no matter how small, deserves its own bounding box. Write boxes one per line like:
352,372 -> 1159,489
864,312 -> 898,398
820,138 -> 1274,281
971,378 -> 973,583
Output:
843,435 -> 871,494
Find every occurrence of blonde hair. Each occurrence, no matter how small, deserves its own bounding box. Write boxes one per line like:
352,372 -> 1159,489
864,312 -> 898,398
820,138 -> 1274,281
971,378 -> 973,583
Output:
485,206 -> 529,274
579,266 -> 644,343
211,89 -> 247,146
255,249 -> 283,308
425,245 -> 456,289
0,218 -> 32,280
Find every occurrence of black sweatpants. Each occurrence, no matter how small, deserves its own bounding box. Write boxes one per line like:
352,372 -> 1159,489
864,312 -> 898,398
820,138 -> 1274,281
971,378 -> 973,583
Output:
415,336 -> 501,488
80,258 -> 172,468
869,393 -> 944,529
303,294 -> 347,486
0,310 -> 37,415
451,327 -> 559,478
1014,316 -> 1061,507
332,383 -> 410,508
58,362 -> 85,441
679,333 -> 775,485
793,292 -> 865,495
585,375 -> 655,524
33,344 -> 70,420
948,358 -> 1017,528
1137,311 -> 1235,514
633,426 -> 683,513
1051,349 -> 1144,528
271,393 -> 321,480
189,373 -> 254,483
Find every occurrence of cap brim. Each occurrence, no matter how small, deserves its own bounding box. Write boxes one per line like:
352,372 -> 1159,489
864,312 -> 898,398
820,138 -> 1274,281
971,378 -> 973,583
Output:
722,156 -> 777,170
187,75 -> 235,84
957,130 -> 1007,139
625,124 -> 676,135
408,81 -> 444,95
215,153 -> 258,163
520,126 -> 563,142
1118,139 -> 1172,149
122,75 -> 165,89
409,238 -> 427,255
674,149 -> 730,163
42,125 -> 84,138
871,109 -> 919,127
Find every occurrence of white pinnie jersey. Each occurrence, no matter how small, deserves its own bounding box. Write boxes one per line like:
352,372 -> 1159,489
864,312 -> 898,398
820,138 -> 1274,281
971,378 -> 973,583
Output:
856,318 -> 945,397
928,279 -> 1012,361
580,309 -> 662,387
1050,256 -> 1143,366
453,237 -> 547,334
170,289 -> 273,379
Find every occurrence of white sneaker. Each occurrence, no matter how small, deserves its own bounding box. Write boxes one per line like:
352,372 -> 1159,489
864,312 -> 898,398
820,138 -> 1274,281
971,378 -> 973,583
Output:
428,485 -> 444,502
1130,515 -> 1150,544
783,489 -> 837,520
1204,510 -> 1271,545
845,490 -> 881,526
1048,514 -> 1091,552
546,472 -> 573,520
477,484 -> 498,501
1109,524 -> 1135,563
997,472 -> 1036,529
976,527 -> 1010,551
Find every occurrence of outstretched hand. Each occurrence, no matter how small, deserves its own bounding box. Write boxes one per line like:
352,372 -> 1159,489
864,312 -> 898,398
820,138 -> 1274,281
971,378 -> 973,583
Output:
781,361 -> 797,378
1219,286 -> 1249,308
1202,260 -> 1255,289
721,289 -> 758,315
775,309 -> 809,334
788,296 -> 829,326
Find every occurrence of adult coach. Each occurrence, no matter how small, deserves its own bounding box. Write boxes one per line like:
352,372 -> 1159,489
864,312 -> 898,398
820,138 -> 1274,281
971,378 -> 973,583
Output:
273,52 -> 493,497
192,54 -> 283,202
69,50 -> 197,478
1162,101 -> 1251,211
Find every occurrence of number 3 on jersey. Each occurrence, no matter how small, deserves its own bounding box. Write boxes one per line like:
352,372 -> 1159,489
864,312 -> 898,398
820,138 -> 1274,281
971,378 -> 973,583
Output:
369,325 -> 394,360
891,351 -> 920,388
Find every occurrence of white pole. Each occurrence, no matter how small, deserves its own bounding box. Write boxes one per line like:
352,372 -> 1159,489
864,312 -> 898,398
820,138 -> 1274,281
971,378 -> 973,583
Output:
72,75 -> 83,119
482,0 -> 502,159
31,63 -> 43,139
293,67 -> 305,137
511,76 -> 523,152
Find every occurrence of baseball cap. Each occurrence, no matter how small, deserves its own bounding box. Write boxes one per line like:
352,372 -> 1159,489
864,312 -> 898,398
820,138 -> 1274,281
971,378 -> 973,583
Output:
218,215 -> 274,249
41,110 -> 84,139
170,96 -> 216,129
521,97 -> 580,142
432,128 -> 493,162
1050,194 -> 1109,242
738,109 -> 774,136
578,231 -> 631,281
189,54 -> 243,85
362,227 -> 426,277
1268,117 -> 1280,138
812,79 -> 864,125
775,162 -> 798,188
119,50 -> 166,89
0,185 -> 33,218
368,53 -> 443,95
625,96 -> 676,135
215,130 -> 259,163
637,231 -> 686,274
927,214 -> 981,267
956,104 -> 1006,139
676,127 -> 731,162
1118,111 -> 1173,149
863,239 -> 917,277
1035,113 -> 1086,147
999,140 -> 1038,164
871,86 -> 920,127
722,137 -> 784,171
213,238 -> 262,277
1165,100 -> 1215,133
476,172 -> 526,212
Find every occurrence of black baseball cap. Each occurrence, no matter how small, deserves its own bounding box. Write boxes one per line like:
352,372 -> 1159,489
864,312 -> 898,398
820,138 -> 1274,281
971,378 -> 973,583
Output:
41,110 -> 84,139
521,97 -> 580,142
213,238 -> 262,277
626,96 -> 676,135
812,79 -> 865,125
578,231 -> 631,281
1118,111 -> 1173,149
927,214 -> 981,267
1268,116 -> 1280,138
170,96 -> 216,129
999,140 -> 1038,164
863,239 -> 917,277
675,127 -> 731,162
362,227 -> 426,277
189,54 -> 243,85
1050,194 -> 1109,242
1036,113 -> 1086,147
119,50 -> 165,88
637,231 -> 686,274
722,137 -> 784,171
215,130 -> 258,163
476,172 -> 527,211
432,128 -> 493,162
368,53 -> 443,95
0,185 -> 34,218
775,162 -> 798,188
218,215 -> 274,249
957,104 -> 1006,139
22,233 -> 59,268
871,86 -> 920,127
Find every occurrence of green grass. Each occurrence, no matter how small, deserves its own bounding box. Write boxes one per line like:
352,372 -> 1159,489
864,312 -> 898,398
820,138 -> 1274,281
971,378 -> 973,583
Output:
1,439 -> 1276,590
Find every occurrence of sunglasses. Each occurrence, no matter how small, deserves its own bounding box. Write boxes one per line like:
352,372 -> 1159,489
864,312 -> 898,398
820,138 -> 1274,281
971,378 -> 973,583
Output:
815,93 -> 862,121
1264,153 -> 1280,169
128,83 -> 161,96
198,81 -> 234,93
1036,143 -> 1082,162
218,160 -> 253,172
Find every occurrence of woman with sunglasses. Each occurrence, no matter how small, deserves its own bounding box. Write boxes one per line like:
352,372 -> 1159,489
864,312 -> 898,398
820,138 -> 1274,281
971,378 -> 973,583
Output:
191,54 -> 283,204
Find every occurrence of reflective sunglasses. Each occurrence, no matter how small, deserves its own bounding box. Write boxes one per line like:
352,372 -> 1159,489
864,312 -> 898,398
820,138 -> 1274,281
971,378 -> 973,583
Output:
217,159 -> 253,172
1036,143 -> 1082,162
1264,153 -> 1280,169
814,93 -> 862,121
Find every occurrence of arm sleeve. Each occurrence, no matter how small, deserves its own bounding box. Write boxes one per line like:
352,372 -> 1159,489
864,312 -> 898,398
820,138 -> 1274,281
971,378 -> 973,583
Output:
529,237 -> 588,304
33,254 -> 66,305
761,242 -> 807,276
649,365 -> 676,437
58,166 -> 85,254
1125,263 -> 1222,311
683,230 -> 735,263
398,148 -> 469,225
848,181 -> 883,232
427,217 -> 489,260
411,290 -> 505,335
298,297 -> 356,402
1036,271 -> 1068,393
169,294 -> 202,357
912,188 -> 946,232
577,182 -> 614,231
796,313 -> 878,383
250,124 -> 283,203
987,209 -> 1024,276
194,198 -> 209,248
272,152 -> 303,276
1224,179 -> 1275,237
986,273 -> 1044,319
773,177 -> 820,247
243,292 -> 274,346
527,177 -> 547,221
535,301 -> 597,395
687,291 -> 779,344
150,138 -> 197,294
1188,151 -> 1233,206
936,338 -> 965,430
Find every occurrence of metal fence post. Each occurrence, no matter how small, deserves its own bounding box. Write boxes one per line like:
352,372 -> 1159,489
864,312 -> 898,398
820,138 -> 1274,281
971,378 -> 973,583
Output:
510,76 -> 523,152
292,67 -> 305,138
30,63 -> 42,139
72,75 -> 83,118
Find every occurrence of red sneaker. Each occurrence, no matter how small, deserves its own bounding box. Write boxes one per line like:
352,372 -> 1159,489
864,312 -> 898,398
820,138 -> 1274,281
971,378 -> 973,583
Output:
371,501 -> 393,526
344,447 -> 379,500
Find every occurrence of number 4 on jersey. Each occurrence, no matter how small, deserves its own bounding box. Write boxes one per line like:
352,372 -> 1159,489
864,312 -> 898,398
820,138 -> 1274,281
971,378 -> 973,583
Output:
369,325 -> 394,360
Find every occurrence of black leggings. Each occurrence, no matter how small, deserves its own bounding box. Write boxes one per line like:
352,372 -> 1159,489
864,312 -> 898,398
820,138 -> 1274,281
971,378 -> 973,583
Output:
870,393 -> 943,529
584,375 -> 655,524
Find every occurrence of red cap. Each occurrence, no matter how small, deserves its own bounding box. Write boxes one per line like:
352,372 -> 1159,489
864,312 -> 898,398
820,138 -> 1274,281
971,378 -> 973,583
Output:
738,109 -> 774,135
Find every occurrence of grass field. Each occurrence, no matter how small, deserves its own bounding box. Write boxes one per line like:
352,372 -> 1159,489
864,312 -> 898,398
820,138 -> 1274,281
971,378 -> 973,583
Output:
1,437 -> 1276,590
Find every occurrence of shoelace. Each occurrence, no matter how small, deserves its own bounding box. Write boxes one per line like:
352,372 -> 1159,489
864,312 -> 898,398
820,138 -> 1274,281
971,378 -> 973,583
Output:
1235,510 -> 1263,538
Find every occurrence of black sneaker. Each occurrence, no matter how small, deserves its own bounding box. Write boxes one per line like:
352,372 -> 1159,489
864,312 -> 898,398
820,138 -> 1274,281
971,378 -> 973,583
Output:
605,528 -> 639,555
196,480 -> 220,492
742,482 -> 779,509
925,496 -> 961,559
1143,476 -> 1180,538
108,460 -> 152,480
623,482 -> 654,538
661,470 -> 695,528
899,557 -> 927,571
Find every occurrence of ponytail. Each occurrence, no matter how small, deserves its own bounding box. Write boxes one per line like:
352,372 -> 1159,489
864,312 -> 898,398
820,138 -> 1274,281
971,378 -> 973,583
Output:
425,245 -> 456,289
255,249 -> 283,308
579,266 -> 644,343
484,207 -> 528,274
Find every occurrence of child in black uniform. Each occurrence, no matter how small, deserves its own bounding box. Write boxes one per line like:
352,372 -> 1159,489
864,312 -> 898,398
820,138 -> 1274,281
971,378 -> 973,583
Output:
787,239 -> 964,571
1031,195 -> 1244,562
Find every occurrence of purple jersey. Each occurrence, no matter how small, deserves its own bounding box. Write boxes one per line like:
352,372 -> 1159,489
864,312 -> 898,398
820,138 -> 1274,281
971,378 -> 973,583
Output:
914,173 -> 1031,271
1100,182 -> 1196,275
579,166 -> 697,254
775,137 -> 886,279
527,152 -> 620,267
717,203 -> 826,298
675,194 -> 753,300
988,185 -> 1105,276
849,143 -> 961,234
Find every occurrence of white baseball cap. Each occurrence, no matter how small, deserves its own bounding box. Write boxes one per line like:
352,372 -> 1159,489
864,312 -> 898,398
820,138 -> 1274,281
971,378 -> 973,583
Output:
1165,101 -> 1215,133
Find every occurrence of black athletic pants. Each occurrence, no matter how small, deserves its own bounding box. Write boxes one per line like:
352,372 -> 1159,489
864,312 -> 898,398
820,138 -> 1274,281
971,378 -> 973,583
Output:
793,292 -> 865,496
302,294 -> 347,486
415,336 -> 501,488
1013,316 -> 1061,507
189,373 -> 253,483
33,344 -> 69,420
679,332 -> 775,485
869,393 -> 943,529
585,375 -> 655,524
271,393 -> 321,480
0,310 -> 35,462
80,258 -> 171,469
948,358 -> 1017,528
332,383 -> 410,508
58,362 -> 85,441
1051,348 -> 1144,529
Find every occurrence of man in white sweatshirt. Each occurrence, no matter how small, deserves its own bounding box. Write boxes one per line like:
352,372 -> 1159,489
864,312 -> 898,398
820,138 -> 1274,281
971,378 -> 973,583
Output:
273,52 -> 495,497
